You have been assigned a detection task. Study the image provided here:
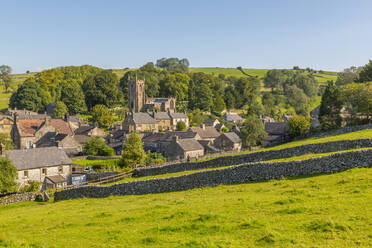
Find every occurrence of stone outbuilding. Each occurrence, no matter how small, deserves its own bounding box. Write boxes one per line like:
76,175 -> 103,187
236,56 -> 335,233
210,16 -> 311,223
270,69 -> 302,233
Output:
164,136 -> 204,161
213,132 -> 242,152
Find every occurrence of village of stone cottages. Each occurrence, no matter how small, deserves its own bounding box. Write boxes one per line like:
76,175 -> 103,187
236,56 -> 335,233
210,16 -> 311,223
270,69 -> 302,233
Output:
0,58 -> 371,245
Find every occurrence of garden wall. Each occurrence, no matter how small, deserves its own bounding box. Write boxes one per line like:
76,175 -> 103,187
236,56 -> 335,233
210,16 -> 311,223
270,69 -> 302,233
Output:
132,139 -> 372,177
54,149 -> 372,201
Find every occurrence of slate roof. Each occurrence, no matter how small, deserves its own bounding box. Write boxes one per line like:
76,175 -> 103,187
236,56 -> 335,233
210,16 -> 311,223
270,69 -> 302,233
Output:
132,113 -> 157,124
264,122 -> 289,135
0,115 -> 13,121
74,135 -> 91,145
223,132 -> 241,143
16,119 -> 73,137
177,138 -> 204,151
224,113 -> 243,122
190,126 -> 220,139
5,147 -> 72,170
142,132 -> 171,143
204,118 -> 219,126
153,112 -> 171,120
169,112 -> 188,119
18,114 -> 47,120
68,115 -> 84,123
74,125 -> 95,135
35,132 -> 68,147
45,175 -> 67,184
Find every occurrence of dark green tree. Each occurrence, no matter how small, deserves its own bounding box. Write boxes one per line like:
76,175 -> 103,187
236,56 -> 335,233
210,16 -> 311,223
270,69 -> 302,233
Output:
83,70 -> 119,109
60,82 -> 87,114
357,60 -> 372,83
52,101 -> 68,118
319,81 -> 343,130
240,116 -> 267,148
9,80 -> 46,112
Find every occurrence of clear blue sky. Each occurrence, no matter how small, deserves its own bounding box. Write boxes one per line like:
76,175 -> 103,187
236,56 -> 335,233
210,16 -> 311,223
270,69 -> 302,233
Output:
1,0 -> 372,73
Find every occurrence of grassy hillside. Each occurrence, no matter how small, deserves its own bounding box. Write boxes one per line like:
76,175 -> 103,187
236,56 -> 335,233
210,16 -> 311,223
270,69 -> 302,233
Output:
0,167 -> 371,247
189,67 -> 337,83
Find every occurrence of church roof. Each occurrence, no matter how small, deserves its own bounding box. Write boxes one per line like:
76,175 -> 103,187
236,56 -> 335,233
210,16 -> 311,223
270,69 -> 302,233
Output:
133,113 -> 157,124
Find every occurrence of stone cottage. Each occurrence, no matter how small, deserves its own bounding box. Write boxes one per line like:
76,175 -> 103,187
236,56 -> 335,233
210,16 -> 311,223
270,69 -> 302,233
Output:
3,146 -> 72,188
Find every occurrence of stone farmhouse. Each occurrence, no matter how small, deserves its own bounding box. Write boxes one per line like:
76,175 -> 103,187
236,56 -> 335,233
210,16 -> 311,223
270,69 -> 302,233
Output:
3,146 -> 72,189
11,114 -> 74,149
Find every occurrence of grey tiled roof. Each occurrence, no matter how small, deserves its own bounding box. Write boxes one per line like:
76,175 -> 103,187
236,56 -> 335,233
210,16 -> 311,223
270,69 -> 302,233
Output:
177,138 -> 204,151
169,112 -> 188,119
153,112 -> 171,120
190,126 -> 220,139
0,115 -> 13,121
133,113 -> 157,124
74,125 -> 94,135
265,122 -> 289,135
5,147 -> 72,170
223,132 -> 241,143
45,175 -> 66,183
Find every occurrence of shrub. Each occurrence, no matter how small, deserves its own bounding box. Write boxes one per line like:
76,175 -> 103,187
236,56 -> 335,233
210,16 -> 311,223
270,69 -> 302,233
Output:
287,115 -> 311,138
176,121 -> 186,132
22,181 -> 41,192
0,158 -> 17,194
145,153 -> 165,166
83,137 -> 113,156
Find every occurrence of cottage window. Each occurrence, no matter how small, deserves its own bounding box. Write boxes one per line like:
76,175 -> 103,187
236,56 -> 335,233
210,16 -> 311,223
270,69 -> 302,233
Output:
0,125 -> 3,130
58,166 -> 63,173
24,170 -> 28,178
41,168 -> 47,176
26,141 -> 32,149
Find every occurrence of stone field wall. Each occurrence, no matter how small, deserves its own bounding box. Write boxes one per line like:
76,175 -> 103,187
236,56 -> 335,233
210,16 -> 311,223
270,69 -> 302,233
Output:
0,192 -> 36,205
54,149 -> 372,201
133,139 -> 372,177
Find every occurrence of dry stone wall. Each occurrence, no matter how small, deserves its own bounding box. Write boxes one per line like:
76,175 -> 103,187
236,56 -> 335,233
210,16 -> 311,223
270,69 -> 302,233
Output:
54,149 -> 372,201
133,139 -> 372,177
0,192 -> 36,205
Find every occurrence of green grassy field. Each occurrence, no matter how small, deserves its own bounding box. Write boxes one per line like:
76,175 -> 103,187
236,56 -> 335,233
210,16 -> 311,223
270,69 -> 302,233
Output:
0,167 -> 371,247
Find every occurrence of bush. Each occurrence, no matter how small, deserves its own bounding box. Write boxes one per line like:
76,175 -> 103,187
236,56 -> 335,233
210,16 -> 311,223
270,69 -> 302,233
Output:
176,121 -> 186,132
100,146 -> 115,156
287,115 -> 311,138
145,153 -> 165,166
0,158 -> 17,194
83,137 -> 113,156
21,181 -> 41,192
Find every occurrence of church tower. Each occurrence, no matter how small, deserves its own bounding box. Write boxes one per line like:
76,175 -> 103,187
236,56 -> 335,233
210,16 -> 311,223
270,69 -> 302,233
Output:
128,76 -> 145,113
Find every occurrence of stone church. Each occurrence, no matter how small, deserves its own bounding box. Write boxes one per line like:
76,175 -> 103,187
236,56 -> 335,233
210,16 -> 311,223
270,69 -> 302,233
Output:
123,77 -> 188,132
128,77 -> 176,113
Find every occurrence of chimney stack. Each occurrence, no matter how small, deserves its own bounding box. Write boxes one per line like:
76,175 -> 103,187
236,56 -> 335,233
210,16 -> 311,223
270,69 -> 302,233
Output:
45,115 -> 52,126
